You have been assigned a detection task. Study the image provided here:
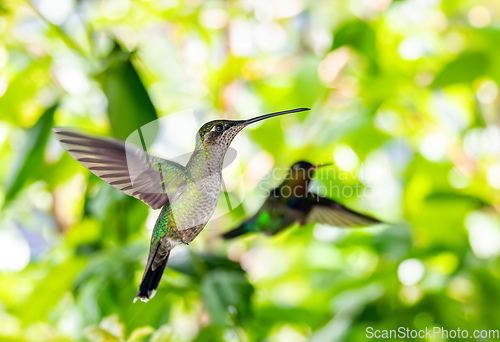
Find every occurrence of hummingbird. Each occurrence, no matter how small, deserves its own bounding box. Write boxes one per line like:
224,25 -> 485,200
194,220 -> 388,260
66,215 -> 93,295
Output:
221,161 -> 381,239
53,108 -> 309,302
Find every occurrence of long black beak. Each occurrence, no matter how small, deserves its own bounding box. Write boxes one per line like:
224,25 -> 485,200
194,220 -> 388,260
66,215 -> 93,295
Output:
238,108 -> 310,126
311,163 -> 332,170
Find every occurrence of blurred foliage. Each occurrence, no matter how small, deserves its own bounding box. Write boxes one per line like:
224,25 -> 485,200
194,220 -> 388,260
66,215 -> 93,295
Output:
0,0 -> 500,341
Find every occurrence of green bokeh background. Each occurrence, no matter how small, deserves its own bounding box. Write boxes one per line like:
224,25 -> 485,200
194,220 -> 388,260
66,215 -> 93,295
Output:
1,0 -> 500,341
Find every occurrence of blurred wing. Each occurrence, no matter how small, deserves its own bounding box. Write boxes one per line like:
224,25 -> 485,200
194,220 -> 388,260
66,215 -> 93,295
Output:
222,197 -> 300,239
53,128 -> 187,209
306,193 -> 381,228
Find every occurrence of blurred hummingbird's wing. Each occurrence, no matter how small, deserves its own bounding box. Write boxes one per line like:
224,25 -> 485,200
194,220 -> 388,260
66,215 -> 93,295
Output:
53,128 -> 187,209
222,197 -> 301,239
306,193 -> 381,228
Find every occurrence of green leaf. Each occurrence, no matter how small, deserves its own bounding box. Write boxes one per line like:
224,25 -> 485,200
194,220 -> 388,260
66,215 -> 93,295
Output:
127,326 -> 155,342
84,327 -> 122,342
424,192 -> 487,207
200,269 -> 254,326
84,315 -> 125,342
432,52 -> 489,87
15,257 -> 87,324
150,326 -> 179,342
4,104 -> 56,202
332,20 -> 377,68
43,153 -> 81,189
99,45 -> 158,139
0,58 -> 51,124
168,251 -> 244,278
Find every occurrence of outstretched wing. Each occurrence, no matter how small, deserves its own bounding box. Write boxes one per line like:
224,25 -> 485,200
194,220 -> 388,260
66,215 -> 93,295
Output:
222,196 -> 302,239
306,193 -> 381,228
53,128 -> 187,209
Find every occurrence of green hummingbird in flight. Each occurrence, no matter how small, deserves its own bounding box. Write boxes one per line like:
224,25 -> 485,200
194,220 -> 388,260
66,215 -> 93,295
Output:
53,108 -> 309,302
221,161 -> 381,239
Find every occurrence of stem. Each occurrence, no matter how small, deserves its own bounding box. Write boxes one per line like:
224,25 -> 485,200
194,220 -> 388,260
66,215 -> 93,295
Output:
27,1 -> 89,60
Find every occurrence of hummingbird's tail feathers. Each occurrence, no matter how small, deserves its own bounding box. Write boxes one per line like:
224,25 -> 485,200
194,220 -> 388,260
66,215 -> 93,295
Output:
134,244 -> 170,303
221,222 -> 252,240
306,193 -> 382,228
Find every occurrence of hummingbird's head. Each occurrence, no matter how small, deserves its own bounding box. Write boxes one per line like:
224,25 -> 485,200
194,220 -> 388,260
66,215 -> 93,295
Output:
196,108 -> 310,148
278,161 -> 331,197
197,120 -> 246,147
288,161 -> 332,182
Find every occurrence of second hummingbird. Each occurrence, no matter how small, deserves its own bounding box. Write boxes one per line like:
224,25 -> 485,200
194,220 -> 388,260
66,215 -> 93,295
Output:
221,161 -> 381,239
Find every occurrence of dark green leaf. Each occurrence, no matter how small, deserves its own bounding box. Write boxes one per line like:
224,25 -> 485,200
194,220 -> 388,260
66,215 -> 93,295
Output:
332,20 -> 377,68
99,45 -> 158,139
432,52 -> 489,87
4,104 -> 56,202
200,270 -> 253,326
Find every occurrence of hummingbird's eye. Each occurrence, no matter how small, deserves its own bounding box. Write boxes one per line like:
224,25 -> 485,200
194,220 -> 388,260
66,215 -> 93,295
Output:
212,124 -> 224,132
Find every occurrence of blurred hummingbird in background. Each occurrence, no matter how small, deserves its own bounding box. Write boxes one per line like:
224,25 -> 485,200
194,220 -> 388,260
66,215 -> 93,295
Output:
221,161 -> 381,239
54,108 -> 309,303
